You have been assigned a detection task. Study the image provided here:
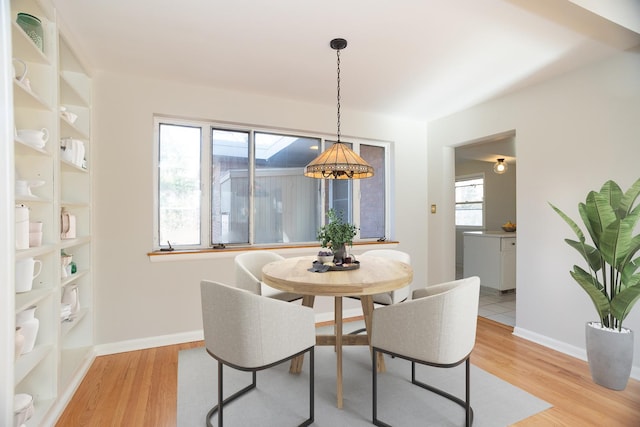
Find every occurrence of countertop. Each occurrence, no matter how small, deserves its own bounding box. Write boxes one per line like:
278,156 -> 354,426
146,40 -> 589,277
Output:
463,230 -> 517,237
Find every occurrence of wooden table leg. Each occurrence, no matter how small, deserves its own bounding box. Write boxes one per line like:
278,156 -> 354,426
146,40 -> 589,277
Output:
289,295 -> 315,374
360,295 -> 385,372
335,296 -> 343,408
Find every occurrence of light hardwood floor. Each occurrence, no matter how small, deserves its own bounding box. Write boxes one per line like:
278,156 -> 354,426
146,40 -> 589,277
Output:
56,317 -> 640,426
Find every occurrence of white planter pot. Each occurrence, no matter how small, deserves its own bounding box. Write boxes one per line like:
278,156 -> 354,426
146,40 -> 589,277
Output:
585,321 -> 634,390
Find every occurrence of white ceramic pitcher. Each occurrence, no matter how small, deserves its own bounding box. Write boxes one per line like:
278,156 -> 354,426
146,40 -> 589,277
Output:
12,57 -> 27,82
15,257 -> 42,293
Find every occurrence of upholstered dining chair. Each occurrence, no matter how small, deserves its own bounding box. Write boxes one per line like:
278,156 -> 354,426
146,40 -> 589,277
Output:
348,249 -> 412,335
200,280 -> 316,427
371,276 -> 480,427
358,249 -> 412,305
234,251 -> 302,302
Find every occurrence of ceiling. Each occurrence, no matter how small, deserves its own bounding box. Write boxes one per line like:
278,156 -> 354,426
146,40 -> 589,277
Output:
52,0 -> 639,123
455,133 -> 516,167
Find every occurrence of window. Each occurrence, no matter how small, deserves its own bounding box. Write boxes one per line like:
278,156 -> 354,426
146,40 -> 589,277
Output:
455,176 -> 484,226
155,118 -> 390,249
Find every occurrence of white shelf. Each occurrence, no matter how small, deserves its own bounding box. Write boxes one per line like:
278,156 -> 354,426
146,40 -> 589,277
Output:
15,288 -> 54,313
6,0 -> 94,424
60,308 -> 88,336
14,344 -> 54,386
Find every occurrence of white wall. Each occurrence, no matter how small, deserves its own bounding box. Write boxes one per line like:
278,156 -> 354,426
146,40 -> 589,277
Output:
428,47 -> 640,375
92,72 -> 427,348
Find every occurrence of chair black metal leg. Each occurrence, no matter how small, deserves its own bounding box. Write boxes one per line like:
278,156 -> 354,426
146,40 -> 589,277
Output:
466,358 -> 471,427
411,359 -> 474,426
300,347 -> 315,427
372,348 -> 392,427
207,347 -> 314,427
206,362 -> 257,427
373,349 -> 473,427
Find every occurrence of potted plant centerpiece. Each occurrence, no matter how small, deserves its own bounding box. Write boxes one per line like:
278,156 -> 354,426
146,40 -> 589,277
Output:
550,178 -> 640,390
317,208 -> 358,263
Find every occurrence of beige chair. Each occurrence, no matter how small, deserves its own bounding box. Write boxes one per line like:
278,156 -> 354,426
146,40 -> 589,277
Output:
371,276 -> 480,427
234,251 -> 302,302
348,249 -> 412,335
200,280 -> 315,427
359,249 -> 412,305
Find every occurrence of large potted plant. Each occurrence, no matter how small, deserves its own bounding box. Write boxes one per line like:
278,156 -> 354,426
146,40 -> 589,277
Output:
550,178 -> 640,390
317,208 -> 358,262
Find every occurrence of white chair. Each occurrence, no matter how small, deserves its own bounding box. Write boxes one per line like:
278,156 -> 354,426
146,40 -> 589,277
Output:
234,251 -> 302,302
359,250 -> 412,305
371,276 -> 480,427
200,280 -> 316,427
348,249 -> 412,335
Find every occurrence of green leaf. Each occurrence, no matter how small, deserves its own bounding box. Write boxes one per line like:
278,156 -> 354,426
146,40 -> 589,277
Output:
618,177 -> 640,218
611,283 -> 640,323
599,180 -> 623,215
621,258 -> 640,289
599,218 -> 630,268
564,239 -> 601,272
549,203 -> 585,242
570,266 -> 610,321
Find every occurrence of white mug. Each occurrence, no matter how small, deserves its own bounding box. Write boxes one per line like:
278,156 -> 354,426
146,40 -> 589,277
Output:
15,257 -> 42,293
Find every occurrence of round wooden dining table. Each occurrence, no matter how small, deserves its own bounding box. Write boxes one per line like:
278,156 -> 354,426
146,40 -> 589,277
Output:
262,255 -> 413,408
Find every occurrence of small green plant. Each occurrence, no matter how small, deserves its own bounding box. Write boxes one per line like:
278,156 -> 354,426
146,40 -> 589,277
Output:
550,178 -> 640,330
317,208 -> 358,250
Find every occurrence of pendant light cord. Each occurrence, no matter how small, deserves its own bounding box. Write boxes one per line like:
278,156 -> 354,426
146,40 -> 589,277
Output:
336,48 -> 341,143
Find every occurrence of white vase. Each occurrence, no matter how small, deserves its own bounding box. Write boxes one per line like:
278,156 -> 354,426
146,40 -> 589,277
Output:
16,306 -> 39,354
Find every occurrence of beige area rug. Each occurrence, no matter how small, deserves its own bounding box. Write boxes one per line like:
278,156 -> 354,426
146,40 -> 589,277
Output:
178,343 -> 551,426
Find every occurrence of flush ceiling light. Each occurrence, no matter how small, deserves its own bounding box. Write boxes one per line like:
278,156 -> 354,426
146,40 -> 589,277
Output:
304,38 -> 374,179
493,158 -> 508,174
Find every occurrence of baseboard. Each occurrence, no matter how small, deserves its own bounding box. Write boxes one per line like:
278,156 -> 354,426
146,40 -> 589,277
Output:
94,310 -> 365,356
513,326 -> 640,381
94,330 -> 205,356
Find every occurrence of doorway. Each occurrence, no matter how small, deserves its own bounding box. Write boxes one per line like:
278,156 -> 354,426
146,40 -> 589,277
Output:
454,131 -> 516,327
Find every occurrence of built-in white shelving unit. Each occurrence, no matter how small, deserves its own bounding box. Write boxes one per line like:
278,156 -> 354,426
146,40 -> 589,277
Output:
6,0 -> 93,424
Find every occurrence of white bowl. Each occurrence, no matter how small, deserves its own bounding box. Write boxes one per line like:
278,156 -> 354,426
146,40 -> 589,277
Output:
17,128 -> 48,148
15,180 -> 45,197
13,393 -> 34,427
62,111 -> 78,124
318,255 -> 334,263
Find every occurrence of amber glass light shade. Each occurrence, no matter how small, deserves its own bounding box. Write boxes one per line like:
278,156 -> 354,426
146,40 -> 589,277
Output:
304,142 -> 374,179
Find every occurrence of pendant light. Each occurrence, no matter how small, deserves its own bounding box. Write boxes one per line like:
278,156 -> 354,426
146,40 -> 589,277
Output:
493,158 -> 508,174
304,38 -> 374,179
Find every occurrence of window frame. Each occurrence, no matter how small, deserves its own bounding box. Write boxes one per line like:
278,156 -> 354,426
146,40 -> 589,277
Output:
455,174 -> 485,228
153,116 -> 392,251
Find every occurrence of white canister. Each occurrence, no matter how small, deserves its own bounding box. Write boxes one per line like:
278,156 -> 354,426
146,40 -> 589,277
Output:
15,257 -> 42,293
15,204 -> 29,250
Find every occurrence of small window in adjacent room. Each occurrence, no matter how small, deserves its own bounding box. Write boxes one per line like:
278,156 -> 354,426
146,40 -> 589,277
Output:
455,176 -> 484,226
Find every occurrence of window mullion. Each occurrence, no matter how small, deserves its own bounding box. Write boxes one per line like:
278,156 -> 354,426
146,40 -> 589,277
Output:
202,125 -> 212,247
248,130 -> 256,244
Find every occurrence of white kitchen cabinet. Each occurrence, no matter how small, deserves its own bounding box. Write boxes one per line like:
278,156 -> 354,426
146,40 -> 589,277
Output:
4,0 -> 93,425
463,231 -> 516,292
